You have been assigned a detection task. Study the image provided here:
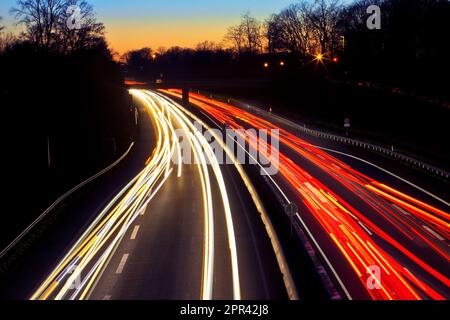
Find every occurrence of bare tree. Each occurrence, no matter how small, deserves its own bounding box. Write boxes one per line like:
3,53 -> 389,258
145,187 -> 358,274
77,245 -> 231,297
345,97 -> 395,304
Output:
0,16 -> 16,52
56,0 -> 104,53
0,16 -> 5,51
122,47 -> 152,65
0,32 -> 17,52
196,40 -> 221,52
307,0 -> 343,53
241,12 -> 264,53
267,0 -> 343,55
11,0 -> 104,52
266,3 -> 312,55
266,14 -> 280,54
225,12 -> 263,54
225,24 -> 245,54
11,0 -> 65,49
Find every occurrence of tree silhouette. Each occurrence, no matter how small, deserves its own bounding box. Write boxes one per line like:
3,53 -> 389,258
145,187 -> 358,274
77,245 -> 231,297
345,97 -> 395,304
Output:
340,0 -> 450,94
266,0 -> 342,56
11,0 -> 104,53
0,16 -> 16,52
266,2 -> 312,56
225,12 -> 264,55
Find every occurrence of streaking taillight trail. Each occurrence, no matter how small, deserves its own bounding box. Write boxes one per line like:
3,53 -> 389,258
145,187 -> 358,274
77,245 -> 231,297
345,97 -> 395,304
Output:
162,89 -> 449,300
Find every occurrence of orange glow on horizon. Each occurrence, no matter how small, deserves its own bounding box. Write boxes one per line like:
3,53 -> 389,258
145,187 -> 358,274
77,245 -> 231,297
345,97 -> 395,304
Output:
103,17 -> 235,55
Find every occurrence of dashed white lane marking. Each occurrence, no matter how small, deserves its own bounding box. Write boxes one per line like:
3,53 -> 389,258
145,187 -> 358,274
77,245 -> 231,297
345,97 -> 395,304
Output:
103,295 -> 111,300
422,225 -> 445,241
140,204 -> 147,216
358,221 -> 373,235
130,225 -> 140,240
392,203 -> 411,216
115,254 -> 129,274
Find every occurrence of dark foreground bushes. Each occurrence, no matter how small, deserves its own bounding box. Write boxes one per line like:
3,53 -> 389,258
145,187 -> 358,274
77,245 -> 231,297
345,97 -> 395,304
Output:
0,40 -> 134,246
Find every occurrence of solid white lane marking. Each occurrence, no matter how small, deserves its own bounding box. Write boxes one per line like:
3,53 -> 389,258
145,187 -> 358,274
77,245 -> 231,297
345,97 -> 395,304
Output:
115,254 -> 129,274
130,225 -> 140,240
140,204 -> 147,215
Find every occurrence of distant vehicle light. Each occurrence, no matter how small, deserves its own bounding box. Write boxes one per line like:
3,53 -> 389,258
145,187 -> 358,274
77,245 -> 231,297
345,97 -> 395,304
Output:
263,62 -> 269,68
156,79 -> 163,84
280,61 -> 285,66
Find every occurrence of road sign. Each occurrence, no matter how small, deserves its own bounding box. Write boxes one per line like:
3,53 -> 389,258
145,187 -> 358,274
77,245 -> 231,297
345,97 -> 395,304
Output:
285,202 -> 298,237
344,118 -> 351,137
344,118 -> 351,128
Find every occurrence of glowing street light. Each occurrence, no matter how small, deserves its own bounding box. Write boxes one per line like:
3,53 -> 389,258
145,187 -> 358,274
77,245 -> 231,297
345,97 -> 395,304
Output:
263,62 -> 269,68
280,61 -> 285,66
315,53 -> 323,62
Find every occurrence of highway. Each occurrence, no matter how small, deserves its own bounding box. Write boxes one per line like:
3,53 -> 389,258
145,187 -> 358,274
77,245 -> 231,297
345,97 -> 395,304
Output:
161,89 -> 450,300
30,90 -> 289,300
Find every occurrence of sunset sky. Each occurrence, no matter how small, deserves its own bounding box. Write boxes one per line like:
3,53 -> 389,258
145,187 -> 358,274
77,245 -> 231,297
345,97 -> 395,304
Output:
0,0 -> 297,54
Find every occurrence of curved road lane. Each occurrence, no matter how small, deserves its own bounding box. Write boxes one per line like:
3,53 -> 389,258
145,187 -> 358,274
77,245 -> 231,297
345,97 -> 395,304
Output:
31,90 -> 288,300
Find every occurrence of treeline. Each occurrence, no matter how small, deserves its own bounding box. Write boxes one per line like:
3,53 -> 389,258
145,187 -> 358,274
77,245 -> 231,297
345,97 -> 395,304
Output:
123,45 -> 268,80
123,0 -> 449,98
339,0 -> 449,96
0,1 -> 134,236
0,0 -> 134,171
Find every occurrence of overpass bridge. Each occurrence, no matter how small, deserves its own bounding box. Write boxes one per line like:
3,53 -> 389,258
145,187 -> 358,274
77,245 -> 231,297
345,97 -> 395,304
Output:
124,78 -> 269,105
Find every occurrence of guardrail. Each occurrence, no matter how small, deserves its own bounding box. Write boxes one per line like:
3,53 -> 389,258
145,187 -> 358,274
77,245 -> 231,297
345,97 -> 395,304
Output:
0,142 -> 135,260
201,92 -> 449,180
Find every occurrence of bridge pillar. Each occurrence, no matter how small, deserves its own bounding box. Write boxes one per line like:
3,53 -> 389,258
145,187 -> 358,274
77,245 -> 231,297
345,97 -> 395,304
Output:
182,86 -> 190,106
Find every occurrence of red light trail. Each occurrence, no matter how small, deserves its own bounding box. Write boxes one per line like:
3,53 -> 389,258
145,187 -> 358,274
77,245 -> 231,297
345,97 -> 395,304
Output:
161,89 -> 449,300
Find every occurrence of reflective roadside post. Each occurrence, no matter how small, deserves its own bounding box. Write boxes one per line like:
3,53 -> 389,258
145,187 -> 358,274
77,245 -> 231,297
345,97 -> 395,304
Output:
285,202 -> 298,237
223,120 -> 230,132
344,118 -> 351,137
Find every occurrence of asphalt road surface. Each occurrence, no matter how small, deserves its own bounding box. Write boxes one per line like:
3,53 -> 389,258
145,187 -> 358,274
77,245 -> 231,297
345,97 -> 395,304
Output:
4,88 -> 447,301
29,90 -> 288,300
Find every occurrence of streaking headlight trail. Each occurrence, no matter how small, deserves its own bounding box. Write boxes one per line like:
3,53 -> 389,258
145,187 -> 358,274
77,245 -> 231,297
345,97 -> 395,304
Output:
31,90 -> 241,300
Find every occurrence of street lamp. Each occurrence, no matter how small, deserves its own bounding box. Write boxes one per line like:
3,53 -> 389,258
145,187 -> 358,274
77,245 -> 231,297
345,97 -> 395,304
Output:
280,61 -> 285,66
263,62 -> 269,68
